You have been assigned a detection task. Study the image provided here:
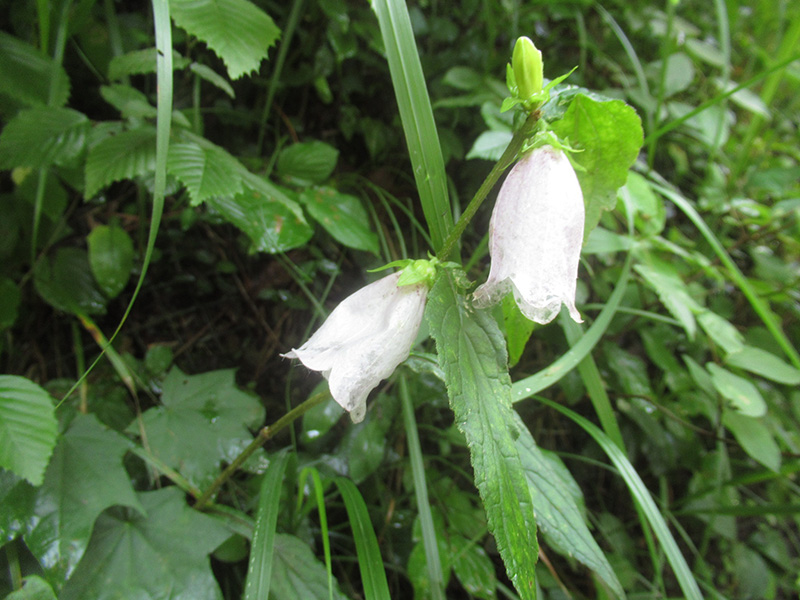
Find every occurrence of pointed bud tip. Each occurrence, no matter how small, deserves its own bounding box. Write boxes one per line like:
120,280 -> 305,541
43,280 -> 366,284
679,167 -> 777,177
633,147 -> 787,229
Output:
512,36 -> 543,100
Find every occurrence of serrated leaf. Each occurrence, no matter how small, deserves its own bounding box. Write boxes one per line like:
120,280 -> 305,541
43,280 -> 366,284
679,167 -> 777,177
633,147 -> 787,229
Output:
269,534 -> 350,600
725,346 -> 800,385
33,247 -> 108,316
635,261 -> 701,339
707,363 -> 767,417
108,48 -> 190,80
167,140 -> 244,204
87,224 -> 135,298
100,84 -> 158,119
170,0 -> 280,80
723,410 -> 781,472
0,376 -> 58,486
298,187 -> 379,254
134,367 -> 265,490
277,140 -> 339,185
0,31 -> 70,107
0,471 -> 36,543
427,270 -> 538,600
84,126 -> 157,198
60,487 -> 229,600
513,412 -> 624,597
0,107 -> 89,169
189,63 -> 235,98
207,189 -> 313,254
550,94 -> 643,239
24,414 -> 143,582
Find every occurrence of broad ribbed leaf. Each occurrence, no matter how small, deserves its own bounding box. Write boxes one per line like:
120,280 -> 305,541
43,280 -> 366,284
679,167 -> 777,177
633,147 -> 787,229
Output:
427,270 -> 538,599
84,126 -> 157,198
170,0 -> 280,79
298,187 -> 379,254
107,48 -> 189,80
550,95 -> 643,239
207,190 -> 313,254
0,107 -> 88,169
276,141 -> 339,185
100,84 -> 158,120
0,32 -> 69,107
513,412 -> 624,597
167,140 -> 244,204
60,488 -> 228,600
0,376 -> 58,486
87,225 -> 135,299
25,414 -> 143,582
33,248 -> 108,316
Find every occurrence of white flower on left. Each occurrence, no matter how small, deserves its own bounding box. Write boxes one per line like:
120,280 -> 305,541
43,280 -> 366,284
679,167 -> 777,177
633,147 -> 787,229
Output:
283,272 -> 428,423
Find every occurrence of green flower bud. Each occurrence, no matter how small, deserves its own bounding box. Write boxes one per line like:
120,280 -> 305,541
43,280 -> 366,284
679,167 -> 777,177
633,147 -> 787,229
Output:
512,36 -> 543,100
398,258 -> 438,288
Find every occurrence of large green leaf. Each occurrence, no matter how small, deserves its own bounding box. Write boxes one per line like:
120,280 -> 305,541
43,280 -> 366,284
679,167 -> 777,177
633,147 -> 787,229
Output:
60,487 -> 229,600
24,414 -> 143,582
276,141 -> 339,185
550,94 -> 643,239
0,107 -> 89,170
134,367 -> 265,490
725,346 -> 800,385
170,0 -> 280,80
513,412 -> 623,597
0,376 -> 58,486
108,48 -> 190,80
5,575 -> 57,600
87,225 -> 135,299
167,140 -> 244,204
0,32 -> 69,107
269,534 -> 350,600
723,410 -> 781,472
634,260 -> 701,339
298,187 -> 379,254
33,247 -> 108,316
84,126 -> 157,198
207,189 -> 313,254
427,270 -> 538,599
707,363 -> 767,417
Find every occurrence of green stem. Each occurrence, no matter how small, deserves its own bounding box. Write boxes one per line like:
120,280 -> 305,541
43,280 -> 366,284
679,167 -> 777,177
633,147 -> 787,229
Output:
194,391 -> 329,510
437,112 -> 539,262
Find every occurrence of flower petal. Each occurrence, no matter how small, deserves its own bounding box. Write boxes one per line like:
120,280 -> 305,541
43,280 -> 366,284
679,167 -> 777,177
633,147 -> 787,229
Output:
473,145 -> 584,324
284,272 -> 427,422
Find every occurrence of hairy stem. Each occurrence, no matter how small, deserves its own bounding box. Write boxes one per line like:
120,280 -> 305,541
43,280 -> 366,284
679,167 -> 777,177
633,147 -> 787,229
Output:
437,111 -> 539,262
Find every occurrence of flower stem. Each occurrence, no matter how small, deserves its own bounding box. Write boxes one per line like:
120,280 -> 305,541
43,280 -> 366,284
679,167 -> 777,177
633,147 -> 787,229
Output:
194,390 -> 329,510
437,111 -> 540,262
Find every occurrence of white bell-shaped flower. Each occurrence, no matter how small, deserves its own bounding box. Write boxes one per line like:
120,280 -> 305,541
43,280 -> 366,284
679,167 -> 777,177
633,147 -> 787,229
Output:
473,145 -> 584,324
283,272 -> 427,423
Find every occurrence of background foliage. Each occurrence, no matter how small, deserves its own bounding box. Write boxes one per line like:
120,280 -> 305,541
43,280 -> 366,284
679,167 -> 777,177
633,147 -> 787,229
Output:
1,0 -> 799,599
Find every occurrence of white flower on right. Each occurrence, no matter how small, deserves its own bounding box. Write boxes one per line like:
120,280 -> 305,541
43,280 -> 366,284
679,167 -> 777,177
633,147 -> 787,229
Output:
473,145 -> 584,324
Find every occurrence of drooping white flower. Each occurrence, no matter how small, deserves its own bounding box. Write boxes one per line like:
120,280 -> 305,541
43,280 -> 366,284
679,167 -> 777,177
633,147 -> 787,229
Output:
473,145 -> 584,324
283,272 -> 428,423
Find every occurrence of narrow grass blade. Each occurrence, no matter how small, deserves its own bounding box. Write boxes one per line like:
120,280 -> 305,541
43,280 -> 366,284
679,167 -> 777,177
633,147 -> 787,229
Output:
536,397 -> 704,600
243,451 -> 290,600
297,467 -> 334,600
399,376 -> 445,600
512,248 -> 633,402
334,477 -> 391,600
370,0 -> 453,253
650,180 -> 800,369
